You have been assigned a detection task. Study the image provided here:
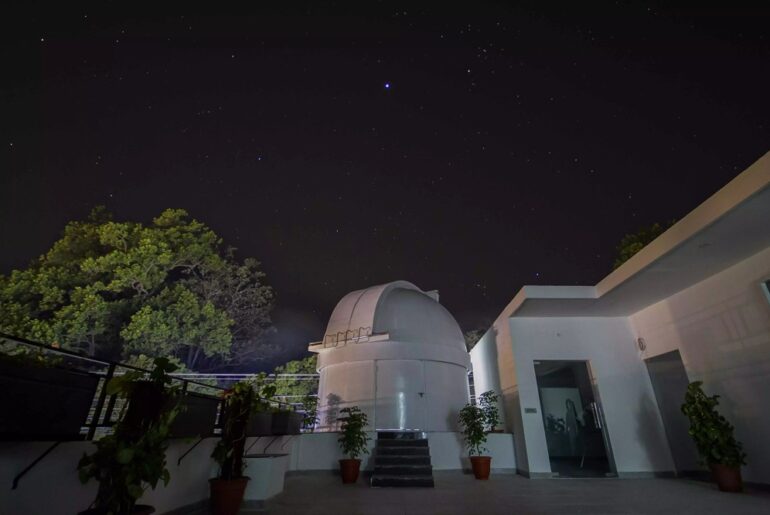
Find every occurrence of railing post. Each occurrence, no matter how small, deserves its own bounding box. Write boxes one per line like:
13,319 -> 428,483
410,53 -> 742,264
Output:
87,363 -> 116,440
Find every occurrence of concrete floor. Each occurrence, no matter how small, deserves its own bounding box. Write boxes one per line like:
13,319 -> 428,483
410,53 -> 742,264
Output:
252,471 -> 770,515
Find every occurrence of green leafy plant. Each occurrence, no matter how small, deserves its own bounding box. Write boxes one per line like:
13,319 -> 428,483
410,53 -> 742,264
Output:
250,373 -> 277,412
301,395 -> 319,432
337,406 -> 370,459
211,375 -> 275,480
78,357 -> 180,515
212,381 -> 255,480
681,381 -> 747,468
478,390 -> 500,432
459,404 -> 487,456
458,390 -> 500,456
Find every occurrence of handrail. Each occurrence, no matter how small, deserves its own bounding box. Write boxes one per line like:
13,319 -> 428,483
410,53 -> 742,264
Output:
0,332 -> 302,410
0,332 -> 225,392
1,331 -> 308,489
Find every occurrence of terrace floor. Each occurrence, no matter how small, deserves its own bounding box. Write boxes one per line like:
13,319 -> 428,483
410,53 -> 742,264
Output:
253,471 -> 770,515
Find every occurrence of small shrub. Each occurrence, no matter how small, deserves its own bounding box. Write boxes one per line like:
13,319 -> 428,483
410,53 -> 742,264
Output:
337,406 -> 370,459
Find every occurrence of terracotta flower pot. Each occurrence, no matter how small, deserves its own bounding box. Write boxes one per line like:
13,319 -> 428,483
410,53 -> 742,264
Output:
470,456 -> 492,480
339,458 -> 361,484
710,463 -> 743,493
209,477 -> 250,515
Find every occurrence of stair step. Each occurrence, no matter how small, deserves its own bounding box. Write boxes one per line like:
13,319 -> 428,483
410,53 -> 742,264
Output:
371,474 -> 435,488
375,455 -> 432,466
376,446 -> 430,456
377,439 -> 428,447
377,431 -> 426,440
374,464 -> 433,476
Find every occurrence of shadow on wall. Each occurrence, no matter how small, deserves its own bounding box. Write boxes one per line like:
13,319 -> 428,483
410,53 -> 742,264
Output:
633,392 -> 677,474
450,423 -> 471,469
445,407 -> 461,433
506,387 -> 528,471
322,393 -> 342,432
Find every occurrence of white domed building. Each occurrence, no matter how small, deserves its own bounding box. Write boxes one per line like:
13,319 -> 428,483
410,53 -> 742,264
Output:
309,281 -> 471,432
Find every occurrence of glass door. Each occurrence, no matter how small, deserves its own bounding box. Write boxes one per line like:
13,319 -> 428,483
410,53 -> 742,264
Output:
534,360 -> 616,477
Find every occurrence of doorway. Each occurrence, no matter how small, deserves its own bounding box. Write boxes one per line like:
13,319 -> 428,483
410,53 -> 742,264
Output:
375,360 -> 426,431
534,360 -> 615,477
645,350 -> 700,475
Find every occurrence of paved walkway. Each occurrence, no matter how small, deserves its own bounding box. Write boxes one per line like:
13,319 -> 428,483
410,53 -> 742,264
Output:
257,471 -> 770,515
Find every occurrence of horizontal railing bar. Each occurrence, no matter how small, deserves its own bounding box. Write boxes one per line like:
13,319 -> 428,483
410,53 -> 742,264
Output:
0,332 -> 303,412
0,332 -> 225,392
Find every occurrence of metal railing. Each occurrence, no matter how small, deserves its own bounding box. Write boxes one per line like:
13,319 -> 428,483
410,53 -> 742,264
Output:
0,332 -> 303,440
319,326 -> 373,348
0,333 -> 226,439
1,332 -> 314,489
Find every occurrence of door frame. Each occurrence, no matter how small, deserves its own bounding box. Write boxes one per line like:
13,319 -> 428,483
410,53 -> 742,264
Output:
533,359 -> 617,477
373,359 -> 426,431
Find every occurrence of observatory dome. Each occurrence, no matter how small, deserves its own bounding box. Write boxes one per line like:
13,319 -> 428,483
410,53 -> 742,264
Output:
310,281 -> 470,432
322,280 -> 466,350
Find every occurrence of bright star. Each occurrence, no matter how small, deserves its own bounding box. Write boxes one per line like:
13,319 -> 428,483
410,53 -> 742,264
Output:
384,82 -> 391,89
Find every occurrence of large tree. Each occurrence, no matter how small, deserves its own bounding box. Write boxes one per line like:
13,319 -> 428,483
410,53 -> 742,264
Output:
613,221 -> 674,270
0,207 -> 275,371
271,355 -> 318,400
464,328 -> 485,352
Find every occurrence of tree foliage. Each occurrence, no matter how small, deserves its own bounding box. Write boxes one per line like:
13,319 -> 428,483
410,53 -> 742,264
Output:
478,390 -> 500,432
0,207 -> 274,371
272,355 -> 318,399
464,329 -> 485,352
613,221 -> 674,270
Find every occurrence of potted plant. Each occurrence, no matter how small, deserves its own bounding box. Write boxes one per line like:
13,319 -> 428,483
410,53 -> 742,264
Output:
459,403 -> 491,479
77,357 -> 180,515
210,381 -> 256,515
337,406 -> 370,483
681,381 -> 747,492
0,347 -> 99,441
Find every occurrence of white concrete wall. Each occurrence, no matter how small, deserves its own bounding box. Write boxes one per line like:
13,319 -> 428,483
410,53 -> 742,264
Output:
427,432 -> 516,471
317,355 -> 470,433
2,430 -> 517,514
317,361 -> 376,431
508,316 -> 675,476
630,245 -> 770,484
244,455 -> 289,501
469,317 -> 526,468
244,431 -> 515,472
315,281 -> 471,434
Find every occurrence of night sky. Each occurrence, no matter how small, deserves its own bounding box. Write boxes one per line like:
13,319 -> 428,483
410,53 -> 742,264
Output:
2,3 -> 769,365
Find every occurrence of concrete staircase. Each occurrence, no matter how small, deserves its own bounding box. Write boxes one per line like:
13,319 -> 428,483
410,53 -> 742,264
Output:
370,431 -> 435,487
